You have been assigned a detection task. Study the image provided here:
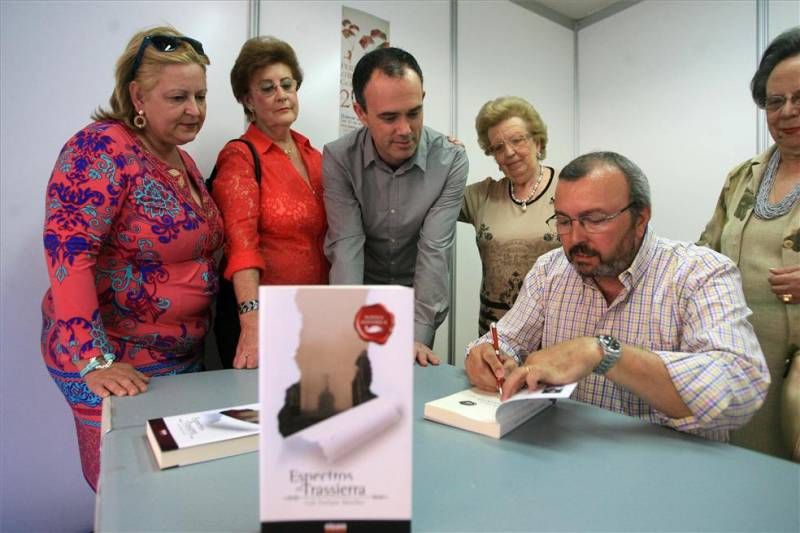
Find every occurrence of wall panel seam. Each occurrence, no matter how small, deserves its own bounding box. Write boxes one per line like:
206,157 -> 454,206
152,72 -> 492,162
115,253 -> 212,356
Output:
448,0 -> 458,365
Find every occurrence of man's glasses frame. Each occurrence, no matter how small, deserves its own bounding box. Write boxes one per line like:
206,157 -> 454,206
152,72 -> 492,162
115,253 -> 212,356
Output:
546,203 -> 635,235
130,35 -> 206,80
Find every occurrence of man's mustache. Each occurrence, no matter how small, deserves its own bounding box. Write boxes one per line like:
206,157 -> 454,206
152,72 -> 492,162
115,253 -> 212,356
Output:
568,243 -> 599,258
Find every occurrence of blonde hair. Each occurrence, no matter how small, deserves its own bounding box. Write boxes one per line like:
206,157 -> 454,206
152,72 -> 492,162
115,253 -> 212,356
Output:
475,96 -> 548,158
92,26 -> 210,129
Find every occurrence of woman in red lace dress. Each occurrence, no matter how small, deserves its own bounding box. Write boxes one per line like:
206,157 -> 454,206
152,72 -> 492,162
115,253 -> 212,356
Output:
211,37 -> 328,369
41,27 -> 222,490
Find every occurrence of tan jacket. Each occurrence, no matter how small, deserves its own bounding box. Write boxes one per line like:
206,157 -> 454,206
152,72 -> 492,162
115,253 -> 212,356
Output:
698,145 -> 800,355
699,146 -> 800,459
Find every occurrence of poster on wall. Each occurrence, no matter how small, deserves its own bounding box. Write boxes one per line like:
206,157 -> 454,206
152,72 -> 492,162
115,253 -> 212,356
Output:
339,6 -> 390,136
259,285 -> 413,532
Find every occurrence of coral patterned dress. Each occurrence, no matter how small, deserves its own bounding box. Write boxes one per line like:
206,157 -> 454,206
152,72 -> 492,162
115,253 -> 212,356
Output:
40,121 -> 223,490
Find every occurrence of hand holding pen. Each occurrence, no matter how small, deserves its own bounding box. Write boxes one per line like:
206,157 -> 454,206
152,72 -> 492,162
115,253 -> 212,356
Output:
464,324 -> 521,395
490,322 -> 503,397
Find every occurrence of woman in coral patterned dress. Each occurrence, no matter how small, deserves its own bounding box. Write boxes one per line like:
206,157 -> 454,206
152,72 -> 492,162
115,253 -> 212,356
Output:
40,27 -> 222,490
211,37 -> 328,370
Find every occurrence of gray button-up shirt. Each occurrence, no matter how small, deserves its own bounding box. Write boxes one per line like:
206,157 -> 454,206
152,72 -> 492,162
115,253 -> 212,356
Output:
323,126 -> 469,346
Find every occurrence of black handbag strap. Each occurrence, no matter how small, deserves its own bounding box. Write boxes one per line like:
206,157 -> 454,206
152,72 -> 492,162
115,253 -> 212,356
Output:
206,137 -> 261,192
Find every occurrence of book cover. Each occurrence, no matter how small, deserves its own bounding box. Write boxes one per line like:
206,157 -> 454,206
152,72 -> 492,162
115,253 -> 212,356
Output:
424,383 -> 577,438
259,286 -> 413,532
145,403 -> 260,470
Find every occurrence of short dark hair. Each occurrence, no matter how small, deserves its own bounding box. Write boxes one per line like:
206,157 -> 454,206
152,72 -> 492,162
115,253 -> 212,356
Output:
559,152 -> 651,215
352,47 -> 423,111
751,26 -> 800,108
230,36 -> 303,121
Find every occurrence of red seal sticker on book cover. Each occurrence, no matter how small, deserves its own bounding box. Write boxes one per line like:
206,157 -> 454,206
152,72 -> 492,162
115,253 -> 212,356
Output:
354,304 -> 395,344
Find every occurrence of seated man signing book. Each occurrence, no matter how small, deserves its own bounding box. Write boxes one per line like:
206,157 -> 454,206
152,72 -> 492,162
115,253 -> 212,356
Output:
466,151 -> 770,441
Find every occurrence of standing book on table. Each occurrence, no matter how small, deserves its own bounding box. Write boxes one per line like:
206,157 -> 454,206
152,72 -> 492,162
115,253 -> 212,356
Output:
424,383 -> 576,438
259,286 -> 413,533
145,403 -> 260,469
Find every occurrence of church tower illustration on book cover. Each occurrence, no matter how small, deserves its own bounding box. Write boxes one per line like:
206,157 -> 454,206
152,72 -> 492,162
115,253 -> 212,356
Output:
277,289 -> 381,437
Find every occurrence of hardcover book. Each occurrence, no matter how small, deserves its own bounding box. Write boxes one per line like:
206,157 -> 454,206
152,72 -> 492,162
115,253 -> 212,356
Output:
145,403 -> 260,469
259,286 -> 413,533
424,383 -> 577,438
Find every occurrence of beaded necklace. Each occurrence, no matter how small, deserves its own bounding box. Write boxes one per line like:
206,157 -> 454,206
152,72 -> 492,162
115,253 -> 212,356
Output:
754,148 -> 800,220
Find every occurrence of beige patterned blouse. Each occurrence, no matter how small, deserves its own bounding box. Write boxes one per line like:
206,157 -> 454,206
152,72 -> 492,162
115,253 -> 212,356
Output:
459,168 -> 560,335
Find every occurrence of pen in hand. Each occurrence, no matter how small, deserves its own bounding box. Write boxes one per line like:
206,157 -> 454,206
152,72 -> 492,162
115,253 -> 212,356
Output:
490,322 -> 502,397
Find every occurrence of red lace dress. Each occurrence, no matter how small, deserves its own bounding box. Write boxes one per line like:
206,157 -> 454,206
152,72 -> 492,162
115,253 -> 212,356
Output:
211,124 -> 329,284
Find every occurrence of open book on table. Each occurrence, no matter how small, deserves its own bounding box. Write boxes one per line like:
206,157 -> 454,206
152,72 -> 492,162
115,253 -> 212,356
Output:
423,383 -> 577,438
145,402 -> 260,469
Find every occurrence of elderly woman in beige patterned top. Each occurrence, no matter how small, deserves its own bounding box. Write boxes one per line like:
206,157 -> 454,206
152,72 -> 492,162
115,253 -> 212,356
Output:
459,96 -> 560,335
699,27 -> 800,461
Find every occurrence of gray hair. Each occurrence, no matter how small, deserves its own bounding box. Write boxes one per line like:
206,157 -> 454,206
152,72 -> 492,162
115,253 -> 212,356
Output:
558,151 -> 651,215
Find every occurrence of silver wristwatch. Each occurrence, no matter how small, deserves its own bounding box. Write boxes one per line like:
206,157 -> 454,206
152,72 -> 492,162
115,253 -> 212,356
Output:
594,335 -> 621,375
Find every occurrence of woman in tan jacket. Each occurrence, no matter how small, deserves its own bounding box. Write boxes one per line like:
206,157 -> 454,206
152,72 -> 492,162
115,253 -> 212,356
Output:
698,27 -> 800,461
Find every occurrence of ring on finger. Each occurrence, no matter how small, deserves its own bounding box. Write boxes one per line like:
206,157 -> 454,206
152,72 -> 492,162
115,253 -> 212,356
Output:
522,365 -> 533,374
781,293 -> 793,304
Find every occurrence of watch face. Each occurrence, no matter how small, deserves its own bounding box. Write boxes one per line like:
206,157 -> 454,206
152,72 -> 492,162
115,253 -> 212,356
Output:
600,335 -> 621,352
594,335 -> 622,375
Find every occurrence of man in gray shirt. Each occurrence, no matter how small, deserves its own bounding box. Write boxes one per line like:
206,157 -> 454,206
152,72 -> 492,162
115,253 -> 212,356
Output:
323,47 -> 468,366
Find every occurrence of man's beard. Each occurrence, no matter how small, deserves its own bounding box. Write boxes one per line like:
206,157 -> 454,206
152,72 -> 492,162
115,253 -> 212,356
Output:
567,230 -> 640,279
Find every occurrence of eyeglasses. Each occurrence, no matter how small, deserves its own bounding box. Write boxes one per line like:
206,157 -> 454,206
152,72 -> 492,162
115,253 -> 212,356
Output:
130,34 -> 206,80
257,77 -> 298,98
764,92 -> 800,113
487,134 -> 532,157
546,203 -> 634,235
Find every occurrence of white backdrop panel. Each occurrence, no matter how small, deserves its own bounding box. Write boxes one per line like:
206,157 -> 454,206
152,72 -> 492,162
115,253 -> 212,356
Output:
769,0 -> 800,40
578,0 -> 757,242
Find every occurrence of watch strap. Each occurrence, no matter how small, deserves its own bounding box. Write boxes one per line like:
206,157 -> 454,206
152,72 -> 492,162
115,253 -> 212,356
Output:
238,299 -> 259,315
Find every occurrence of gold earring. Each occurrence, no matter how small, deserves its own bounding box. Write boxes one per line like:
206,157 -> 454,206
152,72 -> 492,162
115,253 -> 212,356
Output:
133,110 -> 146,129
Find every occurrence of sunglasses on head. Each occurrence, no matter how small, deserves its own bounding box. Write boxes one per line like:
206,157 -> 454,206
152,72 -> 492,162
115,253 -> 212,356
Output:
130,34 -> 206,80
